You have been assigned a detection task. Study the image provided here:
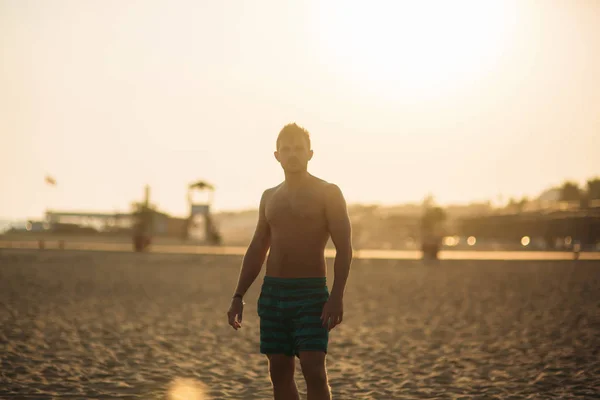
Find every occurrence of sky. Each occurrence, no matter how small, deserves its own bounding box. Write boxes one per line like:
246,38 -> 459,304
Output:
1,0 -> 599,220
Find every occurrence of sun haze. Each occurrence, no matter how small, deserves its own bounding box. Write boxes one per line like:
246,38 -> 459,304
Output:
1,0 -> 599,219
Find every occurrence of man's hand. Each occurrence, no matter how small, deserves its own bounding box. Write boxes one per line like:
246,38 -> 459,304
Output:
321,295 -> 343,331
227,298 -> 244,330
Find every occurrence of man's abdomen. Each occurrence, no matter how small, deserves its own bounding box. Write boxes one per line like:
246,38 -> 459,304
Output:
265,240 -> 327,278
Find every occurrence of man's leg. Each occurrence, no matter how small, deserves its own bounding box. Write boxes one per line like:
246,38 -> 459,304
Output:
290,278 -> 331,399
267,354 -> 299,400
299,351 -> 331,400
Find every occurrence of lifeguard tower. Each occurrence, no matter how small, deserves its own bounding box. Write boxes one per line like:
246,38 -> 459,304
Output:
186,180 -> 221,245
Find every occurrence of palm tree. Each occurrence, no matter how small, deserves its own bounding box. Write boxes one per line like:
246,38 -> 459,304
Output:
420,196 -> 447,260
587,178 -> 600,200
559,181 -> 582,202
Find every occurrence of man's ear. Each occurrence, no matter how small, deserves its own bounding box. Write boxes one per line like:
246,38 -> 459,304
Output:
308,149 -> 314,160
274,151 -> 280,162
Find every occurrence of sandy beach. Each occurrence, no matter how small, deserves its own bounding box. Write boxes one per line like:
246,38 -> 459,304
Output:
1,249 -> 599,399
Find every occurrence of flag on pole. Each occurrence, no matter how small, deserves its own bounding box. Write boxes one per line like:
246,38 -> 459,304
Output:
45,175 -> 57,186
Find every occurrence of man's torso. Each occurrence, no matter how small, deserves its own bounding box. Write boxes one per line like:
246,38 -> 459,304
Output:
264,176 -> 331,278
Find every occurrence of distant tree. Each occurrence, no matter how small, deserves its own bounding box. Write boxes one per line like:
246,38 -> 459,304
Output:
422,193 -> 436,209
507,197 -> 528,213
587,178 -> 600,200
130,201 -> 158,237
420,204 -> 447,260
130,201 -> 158,214
517,197 -> 528,212
421,206 -> 447,233
420,195 -> 446,229
559,181 -> 582,202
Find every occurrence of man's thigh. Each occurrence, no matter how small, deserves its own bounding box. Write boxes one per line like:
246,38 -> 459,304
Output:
267,354 -> 296,373
259,323 -> 294,356
258,308 -> 294,356
292,311 -> 329,356
297,351 -> 328,377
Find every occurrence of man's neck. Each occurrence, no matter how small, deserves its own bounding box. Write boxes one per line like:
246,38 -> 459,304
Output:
284,171 -> 310,188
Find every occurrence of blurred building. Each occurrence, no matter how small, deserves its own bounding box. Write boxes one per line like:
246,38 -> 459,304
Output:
45,210 -> 189,238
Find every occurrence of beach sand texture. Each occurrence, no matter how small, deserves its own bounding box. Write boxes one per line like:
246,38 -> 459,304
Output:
1,250 -> 599,399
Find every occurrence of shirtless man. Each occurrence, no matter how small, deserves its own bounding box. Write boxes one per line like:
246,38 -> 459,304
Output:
227,123 -> 353,400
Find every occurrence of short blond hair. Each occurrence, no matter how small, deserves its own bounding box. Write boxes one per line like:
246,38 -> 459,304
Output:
276,123 -> 311,150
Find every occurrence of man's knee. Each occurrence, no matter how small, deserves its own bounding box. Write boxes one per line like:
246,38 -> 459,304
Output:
268,355 -> 295,385
299,352 -> 328,386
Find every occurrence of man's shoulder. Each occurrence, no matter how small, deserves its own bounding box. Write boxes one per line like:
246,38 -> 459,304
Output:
261,183 -> 283,200
308,177 -> 345,207
310,175 -> 337,188
311,176 -> 342,195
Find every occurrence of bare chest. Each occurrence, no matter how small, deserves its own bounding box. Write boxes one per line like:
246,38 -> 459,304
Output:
266,190 -> 326,227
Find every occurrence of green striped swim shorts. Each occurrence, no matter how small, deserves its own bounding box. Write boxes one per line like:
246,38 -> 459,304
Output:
257,276 -> 329,357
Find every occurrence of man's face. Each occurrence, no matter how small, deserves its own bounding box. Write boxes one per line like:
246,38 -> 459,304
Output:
274,135 -> 313,173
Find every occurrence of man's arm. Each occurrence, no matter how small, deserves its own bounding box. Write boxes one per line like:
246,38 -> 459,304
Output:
232,190 -> 271,298
325,184 -> 353,300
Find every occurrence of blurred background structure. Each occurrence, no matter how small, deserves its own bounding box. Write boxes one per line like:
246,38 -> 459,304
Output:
1,1 -> 599,256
